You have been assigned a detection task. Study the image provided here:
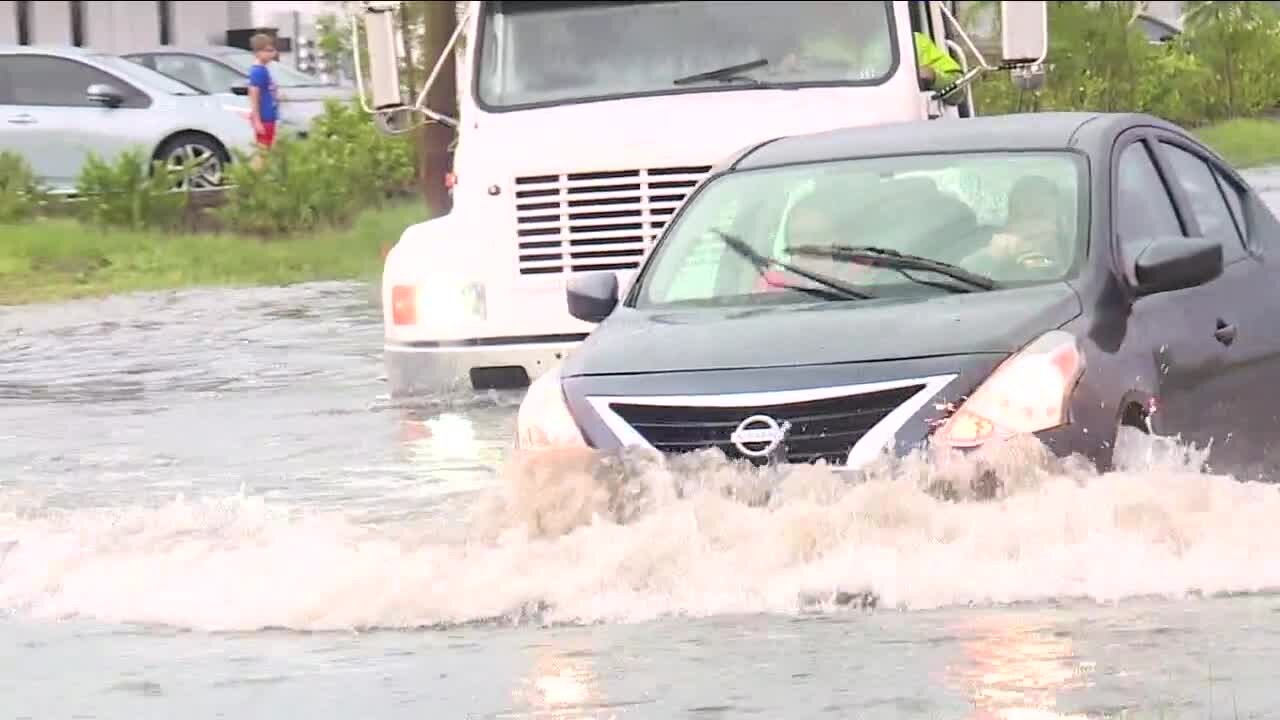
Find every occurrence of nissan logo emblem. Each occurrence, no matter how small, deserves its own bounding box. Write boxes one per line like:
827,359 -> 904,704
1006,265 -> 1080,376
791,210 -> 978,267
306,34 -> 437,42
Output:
730,414 -> 792,459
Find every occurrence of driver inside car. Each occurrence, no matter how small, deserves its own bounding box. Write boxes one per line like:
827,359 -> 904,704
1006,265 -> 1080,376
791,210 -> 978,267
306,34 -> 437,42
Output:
755,188 -> 862,292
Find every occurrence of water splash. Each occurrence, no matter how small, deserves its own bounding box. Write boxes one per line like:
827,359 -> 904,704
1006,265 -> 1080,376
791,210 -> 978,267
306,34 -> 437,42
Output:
1,432 -> 1278,633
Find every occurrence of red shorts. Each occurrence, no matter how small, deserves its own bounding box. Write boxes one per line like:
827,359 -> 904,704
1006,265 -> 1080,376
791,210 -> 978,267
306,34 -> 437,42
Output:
255,121 -> 277,148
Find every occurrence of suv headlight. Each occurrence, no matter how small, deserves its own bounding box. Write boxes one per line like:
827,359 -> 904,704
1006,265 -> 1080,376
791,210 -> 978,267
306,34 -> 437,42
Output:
935,330 -> 1085,448
516,365 -> 588,450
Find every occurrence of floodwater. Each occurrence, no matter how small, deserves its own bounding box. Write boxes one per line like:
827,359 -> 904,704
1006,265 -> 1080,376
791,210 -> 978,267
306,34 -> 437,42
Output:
3,168 -> 1280,720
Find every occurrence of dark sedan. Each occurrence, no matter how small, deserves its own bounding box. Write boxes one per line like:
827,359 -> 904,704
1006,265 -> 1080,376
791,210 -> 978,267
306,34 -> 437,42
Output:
514,112 -> 1280,478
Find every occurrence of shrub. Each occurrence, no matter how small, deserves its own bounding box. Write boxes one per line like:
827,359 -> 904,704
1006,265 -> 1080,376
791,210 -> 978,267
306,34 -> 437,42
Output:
0,151 -> 43,223
75,148 -> 191,231
217,99 -> 417,236
305,99 -> 417,212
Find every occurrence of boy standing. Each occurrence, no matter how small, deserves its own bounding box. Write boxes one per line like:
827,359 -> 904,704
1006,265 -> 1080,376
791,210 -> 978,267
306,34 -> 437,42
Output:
247,33 -> 279,154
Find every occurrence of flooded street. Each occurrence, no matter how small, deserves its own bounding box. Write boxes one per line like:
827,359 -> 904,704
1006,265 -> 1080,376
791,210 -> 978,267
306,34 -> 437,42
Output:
4,167 -> 1280,720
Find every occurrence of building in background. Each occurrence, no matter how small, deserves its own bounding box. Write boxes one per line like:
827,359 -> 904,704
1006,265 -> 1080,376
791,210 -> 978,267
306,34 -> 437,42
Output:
253,0 -> 349,82
0,1 -> 255,54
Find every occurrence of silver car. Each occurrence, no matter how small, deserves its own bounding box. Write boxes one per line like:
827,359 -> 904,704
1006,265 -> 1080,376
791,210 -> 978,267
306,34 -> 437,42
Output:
122,45 -> 358,129
0,45 -> 260,193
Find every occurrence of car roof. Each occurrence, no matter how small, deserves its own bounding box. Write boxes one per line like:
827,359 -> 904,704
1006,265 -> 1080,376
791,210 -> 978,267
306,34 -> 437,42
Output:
732,112 -> 1189,170
122,45 -> 247,57
0,44 -> 98,57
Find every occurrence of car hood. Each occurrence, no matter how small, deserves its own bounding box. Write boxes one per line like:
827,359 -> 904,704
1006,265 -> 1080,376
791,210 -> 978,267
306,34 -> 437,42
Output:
562,282 -> 1083,377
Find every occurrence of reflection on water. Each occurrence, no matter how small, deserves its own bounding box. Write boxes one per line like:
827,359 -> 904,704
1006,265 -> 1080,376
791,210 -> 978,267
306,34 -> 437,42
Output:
947,617 -> 1094,720
399,411 -> 483,461
393,404 -> 519,497
510,644 -> 607,720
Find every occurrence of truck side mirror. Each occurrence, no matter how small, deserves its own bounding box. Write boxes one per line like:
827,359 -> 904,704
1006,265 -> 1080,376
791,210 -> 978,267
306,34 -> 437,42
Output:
362,5 -> 403,110
1000,1 -> 1048,65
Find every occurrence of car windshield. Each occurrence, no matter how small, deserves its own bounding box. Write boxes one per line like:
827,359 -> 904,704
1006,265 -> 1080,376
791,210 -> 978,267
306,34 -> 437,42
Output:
216,49 -> 326,87
633,151 -> 1087,310
476,0 -> 897,109
91,53 -> 204,95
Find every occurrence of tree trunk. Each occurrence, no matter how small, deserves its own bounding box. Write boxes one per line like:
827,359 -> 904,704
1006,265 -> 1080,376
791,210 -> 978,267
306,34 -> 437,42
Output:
419,0 -> 459,216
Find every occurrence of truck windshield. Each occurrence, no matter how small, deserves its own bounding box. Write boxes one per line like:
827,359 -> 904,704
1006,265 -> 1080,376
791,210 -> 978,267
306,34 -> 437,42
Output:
476,0 -> 898,109
633,151 -> 1087,309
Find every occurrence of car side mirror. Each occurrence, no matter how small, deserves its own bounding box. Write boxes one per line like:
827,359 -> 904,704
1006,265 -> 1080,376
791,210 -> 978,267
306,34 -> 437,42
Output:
86,83 -> 125,108
1000,1 -> 1048,65
1133,236 -> 1224,297
230,85 -> 249,96
567,272 -> 619,324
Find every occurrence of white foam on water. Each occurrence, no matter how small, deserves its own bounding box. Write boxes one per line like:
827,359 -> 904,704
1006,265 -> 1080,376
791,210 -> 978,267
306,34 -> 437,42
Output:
2,431 -> 1279,633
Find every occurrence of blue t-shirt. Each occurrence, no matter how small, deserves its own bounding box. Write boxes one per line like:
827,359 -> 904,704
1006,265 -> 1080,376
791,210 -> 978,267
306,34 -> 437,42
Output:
247,64 -> 278,123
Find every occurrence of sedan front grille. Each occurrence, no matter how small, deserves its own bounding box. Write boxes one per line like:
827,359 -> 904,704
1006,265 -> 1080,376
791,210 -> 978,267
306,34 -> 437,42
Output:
514,165 -> 713,276
606,384 -> 926,466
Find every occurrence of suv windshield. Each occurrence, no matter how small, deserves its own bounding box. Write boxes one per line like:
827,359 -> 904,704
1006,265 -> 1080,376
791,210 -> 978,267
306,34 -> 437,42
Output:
476,0 -> 897,109
634,151 -> 1087,309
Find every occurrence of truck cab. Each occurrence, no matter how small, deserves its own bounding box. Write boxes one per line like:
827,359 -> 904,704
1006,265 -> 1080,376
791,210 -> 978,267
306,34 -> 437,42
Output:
371,0 -> 1047,397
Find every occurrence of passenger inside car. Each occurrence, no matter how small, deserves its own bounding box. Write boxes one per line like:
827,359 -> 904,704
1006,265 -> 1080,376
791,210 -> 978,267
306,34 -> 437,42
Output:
965,174 -> 1068,275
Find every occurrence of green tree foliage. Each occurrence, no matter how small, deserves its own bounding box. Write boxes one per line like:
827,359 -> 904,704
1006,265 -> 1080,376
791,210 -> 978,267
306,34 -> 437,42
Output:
973,0 -> 1280,127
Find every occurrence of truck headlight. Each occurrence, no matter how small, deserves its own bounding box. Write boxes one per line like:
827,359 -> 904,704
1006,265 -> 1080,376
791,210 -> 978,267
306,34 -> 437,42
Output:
516,365 -> 588,450
935,330 -> 1085,447
389,281 -> 486,327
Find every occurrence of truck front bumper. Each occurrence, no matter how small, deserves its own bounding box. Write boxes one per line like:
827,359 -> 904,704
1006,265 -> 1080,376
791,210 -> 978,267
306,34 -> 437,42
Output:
384,334 -> 587,397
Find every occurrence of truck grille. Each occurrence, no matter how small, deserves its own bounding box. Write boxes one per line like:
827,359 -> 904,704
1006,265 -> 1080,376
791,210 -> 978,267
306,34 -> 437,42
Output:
606,384 -> 925,466
514,165 -> 713,276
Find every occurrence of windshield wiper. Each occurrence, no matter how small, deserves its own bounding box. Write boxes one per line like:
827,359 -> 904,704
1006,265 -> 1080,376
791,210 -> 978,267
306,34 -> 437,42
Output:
711,230 -> 874,301
785,244 -> 998,293
674,58 -> 770,86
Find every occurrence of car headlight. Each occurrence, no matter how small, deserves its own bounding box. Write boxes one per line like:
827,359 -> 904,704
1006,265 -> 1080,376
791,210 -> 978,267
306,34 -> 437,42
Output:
935,330 -> 1085,448
389,281 -> 486,328
516,365 -> 588,450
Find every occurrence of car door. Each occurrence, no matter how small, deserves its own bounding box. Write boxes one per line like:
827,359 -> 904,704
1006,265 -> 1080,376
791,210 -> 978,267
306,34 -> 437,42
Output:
1152,133 -> 1280,477
0,58 -> 28,164
0,55 -> 50,182
0,54 -> 154,191
1110,130 -> 1246,464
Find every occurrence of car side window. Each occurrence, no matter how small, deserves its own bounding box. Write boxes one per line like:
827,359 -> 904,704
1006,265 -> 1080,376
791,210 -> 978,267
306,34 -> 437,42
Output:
153,55 -> 213,93
1115,141 -> 1183,255
1213,167 -> 1249,245
1158,141 -> 1246,262
202,60 -> 249,94
4,56 -> 138,107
